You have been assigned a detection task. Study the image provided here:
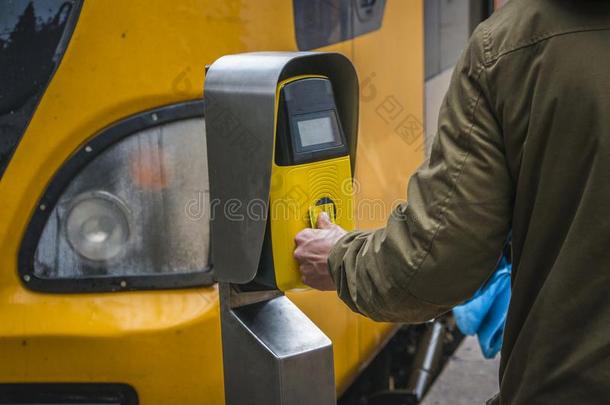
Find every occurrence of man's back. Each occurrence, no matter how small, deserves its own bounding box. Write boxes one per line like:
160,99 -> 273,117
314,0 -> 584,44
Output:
482,0 -> 610,403
301,0 -> 610,403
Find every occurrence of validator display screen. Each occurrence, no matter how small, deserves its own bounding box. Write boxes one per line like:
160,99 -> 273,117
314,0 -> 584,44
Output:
297,116 -> 336,147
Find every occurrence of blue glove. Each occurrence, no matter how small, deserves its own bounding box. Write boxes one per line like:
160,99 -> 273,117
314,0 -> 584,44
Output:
453,256 -> 511,359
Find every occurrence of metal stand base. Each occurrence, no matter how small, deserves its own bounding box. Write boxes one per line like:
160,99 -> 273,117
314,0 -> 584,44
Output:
220,284 -> 336,405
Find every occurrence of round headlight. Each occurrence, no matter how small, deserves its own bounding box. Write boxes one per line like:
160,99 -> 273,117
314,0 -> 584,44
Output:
65,191 -> 131,262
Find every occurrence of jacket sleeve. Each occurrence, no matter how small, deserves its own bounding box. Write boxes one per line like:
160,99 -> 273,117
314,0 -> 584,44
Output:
328,27 -> 513,323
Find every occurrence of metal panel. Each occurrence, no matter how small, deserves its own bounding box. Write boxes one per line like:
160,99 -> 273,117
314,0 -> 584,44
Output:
205,52 -> 358,284
425,0 -> 442,80
220,287 -> 335,405
425,0 -> 493,80
439,0 -> 470,73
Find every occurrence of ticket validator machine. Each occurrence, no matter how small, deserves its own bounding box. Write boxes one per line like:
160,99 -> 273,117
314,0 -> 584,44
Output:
204,52 -> 358,404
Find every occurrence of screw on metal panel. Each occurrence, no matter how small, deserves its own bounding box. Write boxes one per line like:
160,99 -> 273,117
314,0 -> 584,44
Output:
85,145 -> 93,153
23,275 -> 31,282
39,204 -> 46,211
120,280 -> 127,288
151,113 -> 159,122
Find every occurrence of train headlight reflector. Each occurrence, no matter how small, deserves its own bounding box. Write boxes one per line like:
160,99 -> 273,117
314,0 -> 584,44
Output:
65,191 -> 130,262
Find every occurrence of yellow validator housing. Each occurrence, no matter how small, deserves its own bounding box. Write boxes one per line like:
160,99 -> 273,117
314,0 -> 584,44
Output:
268,76 -> 355,291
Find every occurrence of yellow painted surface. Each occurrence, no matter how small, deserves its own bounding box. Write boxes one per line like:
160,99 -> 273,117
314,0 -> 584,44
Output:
270,76 -> 355,291
0,0 -> 424,403
272,155 -> 354,291
350,0 -> 425,361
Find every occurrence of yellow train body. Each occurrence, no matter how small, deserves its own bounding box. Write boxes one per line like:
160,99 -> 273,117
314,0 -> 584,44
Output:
0,1 -> 424,403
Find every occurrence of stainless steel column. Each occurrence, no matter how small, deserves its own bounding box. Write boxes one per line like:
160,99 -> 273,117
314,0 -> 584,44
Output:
219,285 -> 335,405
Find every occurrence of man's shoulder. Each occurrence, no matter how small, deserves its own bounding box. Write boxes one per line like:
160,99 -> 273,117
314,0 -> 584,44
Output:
475,0 -> 610,65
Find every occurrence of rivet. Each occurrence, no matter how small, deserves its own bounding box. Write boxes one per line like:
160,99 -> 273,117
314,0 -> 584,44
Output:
39,204 -> 46,211
23,275 -> 31,282
120,280 -> 127,288
151,113 -> 158,122
85,145 -> 93,153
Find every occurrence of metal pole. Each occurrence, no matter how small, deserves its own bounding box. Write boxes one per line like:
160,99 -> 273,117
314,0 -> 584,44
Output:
219,283 -> 336,405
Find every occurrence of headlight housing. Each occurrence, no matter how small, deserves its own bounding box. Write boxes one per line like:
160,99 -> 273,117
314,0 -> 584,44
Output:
64,190 -> 131,263
19,100 -> 213,292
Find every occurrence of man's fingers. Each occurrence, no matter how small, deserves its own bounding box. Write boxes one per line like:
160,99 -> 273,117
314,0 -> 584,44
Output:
298,263 -> 314,278
317,212 -> 333,229
294,247 -> 310,262
300,270 -> 316,288
294,228 -> 314,244
293,222 -> 338,291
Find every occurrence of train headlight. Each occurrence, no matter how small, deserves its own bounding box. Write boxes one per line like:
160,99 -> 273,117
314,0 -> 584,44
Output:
19,101 -> 213,292
65,191 -> 131,262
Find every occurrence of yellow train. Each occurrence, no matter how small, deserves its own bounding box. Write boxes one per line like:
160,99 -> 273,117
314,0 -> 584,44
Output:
0,0 -> 493,403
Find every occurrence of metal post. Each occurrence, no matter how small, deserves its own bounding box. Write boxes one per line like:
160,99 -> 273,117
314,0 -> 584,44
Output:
219,284 -> 336,405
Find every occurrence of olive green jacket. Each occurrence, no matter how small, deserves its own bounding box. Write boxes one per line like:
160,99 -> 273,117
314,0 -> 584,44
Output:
328,1 -> 610,403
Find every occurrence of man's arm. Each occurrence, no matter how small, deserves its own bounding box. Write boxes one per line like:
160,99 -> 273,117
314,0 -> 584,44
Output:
296,27 -> 513,323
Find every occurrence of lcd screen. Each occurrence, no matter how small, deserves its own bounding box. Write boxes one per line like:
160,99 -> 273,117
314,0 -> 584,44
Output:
297,116 -> 337,147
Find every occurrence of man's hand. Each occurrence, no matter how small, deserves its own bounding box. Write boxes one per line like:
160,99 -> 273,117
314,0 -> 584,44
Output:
294,212 -> 348,291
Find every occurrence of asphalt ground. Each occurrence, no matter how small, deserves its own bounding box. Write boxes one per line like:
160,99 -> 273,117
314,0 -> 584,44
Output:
421,337 -> 501,405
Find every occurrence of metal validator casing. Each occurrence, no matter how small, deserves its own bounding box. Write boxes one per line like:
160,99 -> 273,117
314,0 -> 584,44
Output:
205,52 -> 358,405
205,52 -> 358,285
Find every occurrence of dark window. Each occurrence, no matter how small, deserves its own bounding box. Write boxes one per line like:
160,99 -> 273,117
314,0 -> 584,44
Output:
0,0 -> 82,177
293,0 -> 387,51
0,383 -> 138,404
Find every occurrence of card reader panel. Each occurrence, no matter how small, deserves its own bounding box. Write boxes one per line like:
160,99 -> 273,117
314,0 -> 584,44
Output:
268,76 -> 354,291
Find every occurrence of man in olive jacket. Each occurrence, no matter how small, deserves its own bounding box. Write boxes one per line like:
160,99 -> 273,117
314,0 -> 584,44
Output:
294,0 -> 610,403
